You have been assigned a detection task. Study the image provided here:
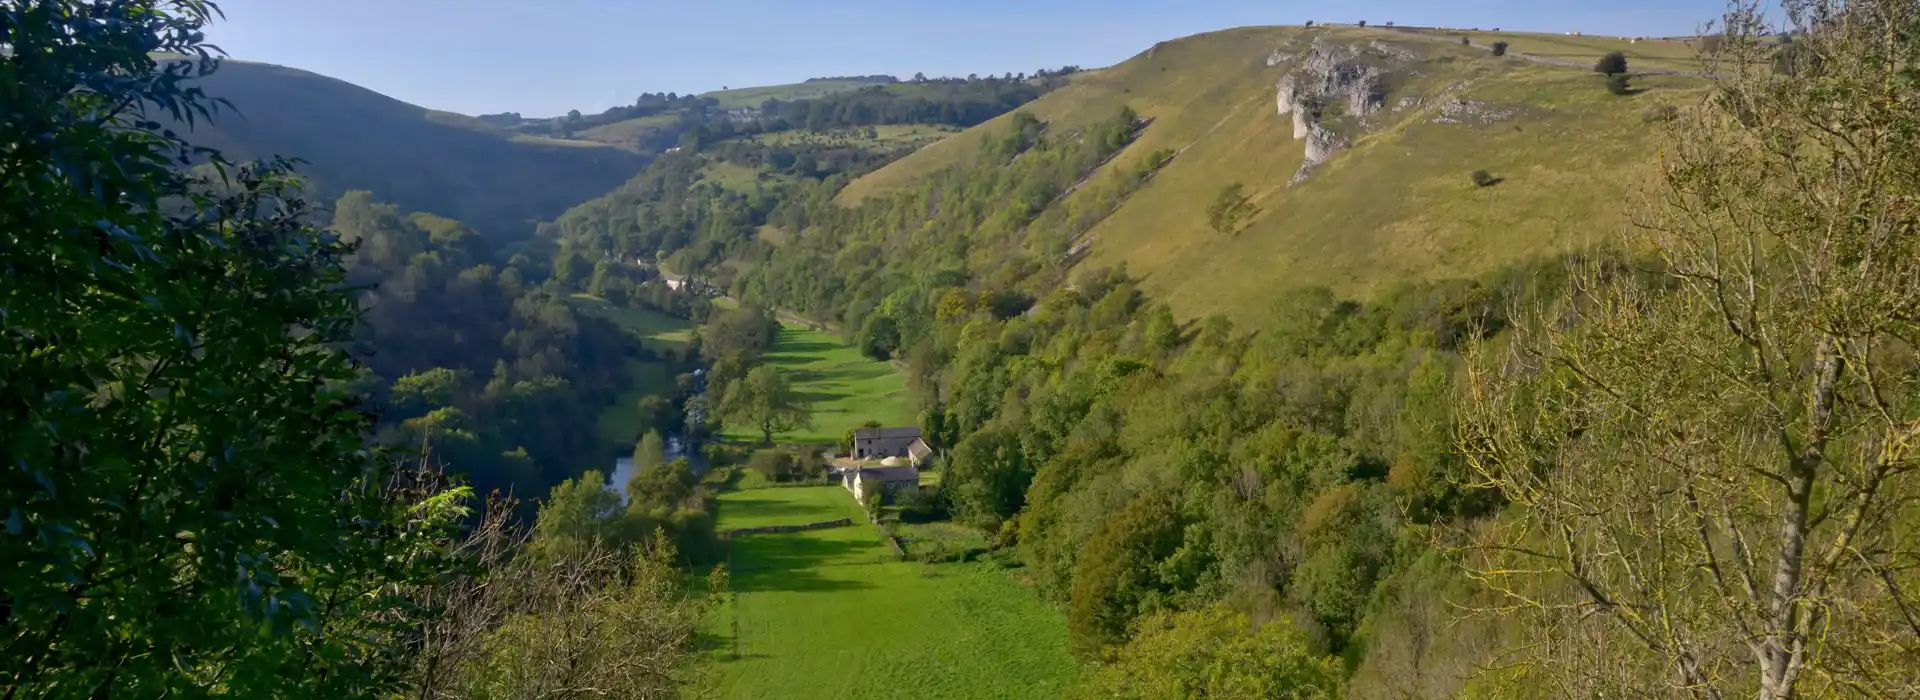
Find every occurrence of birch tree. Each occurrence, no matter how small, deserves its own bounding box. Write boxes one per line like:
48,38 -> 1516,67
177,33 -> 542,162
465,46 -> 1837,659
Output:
1458,1 -> 1920,697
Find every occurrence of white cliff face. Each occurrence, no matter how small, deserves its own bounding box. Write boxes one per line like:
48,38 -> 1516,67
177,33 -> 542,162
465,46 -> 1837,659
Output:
1272,37 -> 1413,182
1292,124 -> 1346,185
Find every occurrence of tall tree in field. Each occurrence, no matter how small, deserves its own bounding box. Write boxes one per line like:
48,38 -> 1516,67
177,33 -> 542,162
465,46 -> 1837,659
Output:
723,366 -> 812,445
0,1 -> 462,695
1457,1 -> 1920,696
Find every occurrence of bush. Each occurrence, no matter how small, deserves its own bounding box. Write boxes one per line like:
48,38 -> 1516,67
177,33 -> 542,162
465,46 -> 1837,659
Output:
1594,51 -> 1629,75
1357,20 -> 1367,27
1606,73 -> 1633,96
1471,170 -> 1498,188
1490,41 -> 1509,56
1460,36 -> 1471,46
1642,104 -> 1680,123
749,449 -> 796,482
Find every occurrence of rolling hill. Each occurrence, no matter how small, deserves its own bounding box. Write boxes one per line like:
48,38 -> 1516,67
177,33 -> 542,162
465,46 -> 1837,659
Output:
837,26 -> 1711,323
172,59 -> 647,239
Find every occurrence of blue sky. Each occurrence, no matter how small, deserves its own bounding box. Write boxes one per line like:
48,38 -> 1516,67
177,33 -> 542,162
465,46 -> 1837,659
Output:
209,0 -> 1739,117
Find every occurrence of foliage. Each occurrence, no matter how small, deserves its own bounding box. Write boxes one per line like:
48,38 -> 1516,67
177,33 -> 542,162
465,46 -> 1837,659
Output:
1073,607 -> 1344,699
0,2 -> 468,695
1066,492 -> 1187,655
336,190 -> 660,498
411,510 -> 725,700
749,449 -> 798,482
1605,73 -> 1633,95
722,366 -> 814,445
1593,50 -> 1629,74
1491,41 -> 1510,56
1458,1 -> 1920,696
1205,182 -> 1259,236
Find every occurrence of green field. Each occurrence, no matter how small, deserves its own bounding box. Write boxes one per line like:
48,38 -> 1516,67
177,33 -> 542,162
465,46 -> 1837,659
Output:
708,487 -> 1076,699
577,113 -> 681,147
569,293 -> 696,349
702,79 -> 895,108
721,325 -> 917,445
569,294 -> 696,445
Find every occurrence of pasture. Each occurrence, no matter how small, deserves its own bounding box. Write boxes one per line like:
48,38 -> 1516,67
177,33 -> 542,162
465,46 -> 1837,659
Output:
720,324 -> 917,445
708,487 -> 1076,699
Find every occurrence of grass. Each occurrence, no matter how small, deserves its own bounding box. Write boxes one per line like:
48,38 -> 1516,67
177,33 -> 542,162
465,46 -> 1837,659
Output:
837,25 -> 1708,325
699,160 -> 783,192
720,324 -> 916,445
708,487 -> 1076,699
569,294 -> 696,349
568,294 -> 697,445
1398,27 -> 1705,73
577,113 -> 681,148
701,79 -> 895,109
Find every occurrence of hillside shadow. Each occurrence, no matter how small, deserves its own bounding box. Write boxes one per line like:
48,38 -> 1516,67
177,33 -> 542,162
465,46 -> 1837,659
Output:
730,533 -> 888,594
721,497 -> 835,524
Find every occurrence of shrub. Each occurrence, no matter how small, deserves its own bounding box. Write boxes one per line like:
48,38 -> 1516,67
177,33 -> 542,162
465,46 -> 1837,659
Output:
1357,20 -> 1367,27
749,449 -> 795,482
1491,41 -> 1509,56
1594,51 -> 1629,75
1305,20 -> 1315,27
1461,36 -> 1471,46
1471,170 -> 1498,187
1642,104 -> 1680,123
1606,73 -> 1633,96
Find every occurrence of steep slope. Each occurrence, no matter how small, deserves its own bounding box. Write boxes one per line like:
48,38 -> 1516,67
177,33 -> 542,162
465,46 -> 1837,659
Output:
174,59 -> 646,239
839,26 -> 1707,323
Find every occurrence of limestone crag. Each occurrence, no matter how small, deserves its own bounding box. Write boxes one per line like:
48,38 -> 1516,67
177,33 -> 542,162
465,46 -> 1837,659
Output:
1272,37 -> 1413,183
1291,124 -> 1346,186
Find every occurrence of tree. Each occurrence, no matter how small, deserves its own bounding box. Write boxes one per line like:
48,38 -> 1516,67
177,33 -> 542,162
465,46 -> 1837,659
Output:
633,431 -> 668,473
1491,41 -> 1510,56
1,3 -> 464,694
722,366 -> 812,445
1594,50 -> 1629,75
1461,36 -> 1472,45
1605,73 -> 1633,95
1458,2 -> 1920,696
749,449 -> 796,482
1074,607 -> 1345,699
1206,182 -> 1259,236
1357,19 -> 1367,26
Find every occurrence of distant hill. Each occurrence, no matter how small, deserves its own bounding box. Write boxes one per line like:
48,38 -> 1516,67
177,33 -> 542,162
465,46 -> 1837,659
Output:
700,78 -> 898,108
839,26 -> 1709,322
172,59 -> 647,239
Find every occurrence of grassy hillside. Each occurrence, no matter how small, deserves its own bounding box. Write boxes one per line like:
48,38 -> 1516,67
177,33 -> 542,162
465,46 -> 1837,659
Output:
174,59 -> 645,239
839,26 -> 1708,322
709,487 -> 1076,699
701,78 -> 896,108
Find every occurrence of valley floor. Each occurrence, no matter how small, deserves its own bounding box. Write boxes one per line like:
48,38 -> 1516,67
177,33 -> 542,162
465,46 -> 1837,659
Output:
718,324 -> 918,445
706,486 -> 1076,699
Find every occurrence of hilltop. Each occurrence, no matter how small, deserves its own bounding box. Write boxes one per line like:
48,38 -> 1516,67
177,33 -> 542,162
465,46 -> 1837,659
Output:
837,25 -> 1711,323
172,59 -> 646,240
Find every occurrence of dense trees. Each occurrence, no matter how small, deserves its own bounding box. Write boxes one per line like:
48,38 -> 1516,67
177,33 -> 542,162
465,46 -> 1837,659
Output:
1,2 -> 469,694
334,190 -> 675,497
1073,607 -> 1344,699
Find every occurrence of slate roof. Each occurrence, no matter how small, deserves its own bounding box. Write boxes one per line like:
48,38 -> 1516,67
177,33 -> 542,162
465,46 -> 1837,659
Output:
859,466 -> 921,484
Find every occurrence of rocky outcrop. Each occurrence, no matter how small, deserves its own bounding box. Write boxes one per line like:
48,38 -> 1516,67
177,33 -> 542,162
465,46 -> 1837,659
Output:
1273,38 -> 1413,181
1431,98 -> 1520,125
1291,125 -> 1346,186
